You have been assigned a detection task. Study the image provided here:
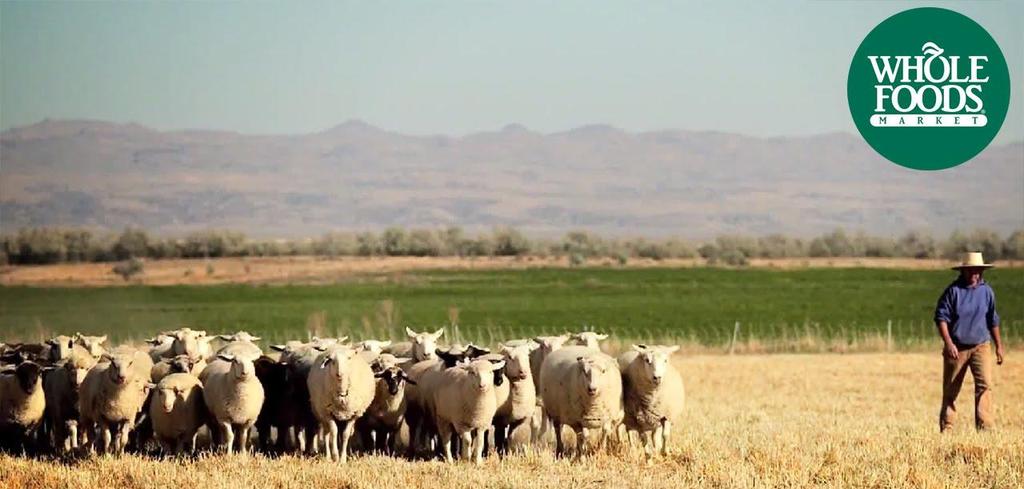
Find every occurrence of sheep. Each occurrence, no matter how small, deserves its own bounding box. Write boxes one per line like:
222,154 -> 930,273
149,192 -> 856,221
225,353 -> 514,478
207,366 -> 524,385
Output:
571,331 -> 609,351
145,334 -> 176,362
617,344 -> 684,456
170,328 -> 215,360
306,347 -> 375,462
254,355 -> 290,453
269,341 -> 334,454
78,349 -> 154,454
200,353 -> 265,455
432,358 -> 506,464
403,342 -> 489,457
357,354 -> 415,454
74,334 -> 108,359
216,331 -> 264,362
384,328 -> 444,363
530,334 -> 570,390
44,335 -> 76,363
149,373 -> 205,455
0,360 -> 46,453
151,354 -> 206,383
42,346 -> 96,453
354,340 -> 391,355
492,344 -> 537,456
540,346 -> 623,459
530,334 -> 569,439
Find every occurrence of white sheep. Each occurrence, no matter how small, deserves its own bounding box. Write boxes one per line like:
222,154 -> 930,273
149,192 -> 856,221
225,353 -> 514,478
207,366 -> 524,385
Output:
149,372 -> 206,455
432,357 -> 506,464
151,354 -> 206,383
42,346 -> 96,452
354,339 -> 390,355
530,334 -> 569,440
170,328 -> 215,360
571,331 -> 609,351
79,349 -> 154,454
306,347 -> 376,462
540,346 -> 623,459
384,327 -> 444,363
492,344 -> 537,455
44,335 -> 76,363
358,354 -> 415,454
200,353 -> 264,455
617,344 -> 684,456
74,333 -> 108,359
145,333 -> 176,362
0,361 -> 46,451
216,331 -> 264,362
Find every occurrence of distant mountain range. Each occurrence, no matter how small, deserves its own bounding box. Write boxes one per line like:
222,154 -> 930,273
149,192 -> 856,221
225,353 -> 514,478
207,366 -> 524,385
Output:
1,119 -> 1021,238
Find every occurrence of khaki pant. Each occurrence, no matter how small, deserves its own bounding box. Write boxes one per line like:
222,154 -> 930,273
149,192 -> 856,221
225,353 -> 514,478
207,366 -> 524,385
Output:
940,342 -> 994,432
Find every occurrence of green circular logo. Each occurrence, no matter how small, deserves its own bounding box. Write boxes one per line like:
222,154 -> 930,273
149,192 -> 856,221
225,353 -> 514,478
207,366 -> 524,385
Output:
848,8 -> 1010,170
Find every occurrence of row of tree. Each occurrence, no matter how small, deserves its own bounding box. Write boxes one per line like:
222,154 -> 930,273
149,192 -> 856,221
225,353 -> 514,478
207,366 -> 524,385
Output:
1,226 -> 1022,266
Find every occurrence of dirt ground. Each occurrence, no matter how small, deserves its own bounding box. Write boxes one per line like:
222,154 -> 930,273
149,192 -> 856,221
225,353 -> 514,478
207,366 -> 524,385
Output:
3,256 -> 1016,287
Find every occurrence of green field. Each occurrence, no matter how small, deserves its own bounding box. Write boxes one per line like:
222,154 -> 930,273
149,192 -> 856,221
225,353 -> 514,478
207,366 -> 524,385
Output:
1,267 -> 1021,349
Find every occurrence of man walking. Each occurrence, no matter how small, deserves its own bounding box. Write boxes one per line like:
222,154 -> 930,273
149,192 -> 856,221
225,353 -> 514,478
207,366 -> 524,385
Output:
934,251 -> 1005,432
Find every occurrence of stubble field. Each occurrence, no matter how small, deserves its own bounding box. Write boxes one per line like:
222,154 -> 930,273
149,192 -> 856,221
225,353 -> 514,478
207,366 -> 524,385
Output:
1,352 -> 1021,489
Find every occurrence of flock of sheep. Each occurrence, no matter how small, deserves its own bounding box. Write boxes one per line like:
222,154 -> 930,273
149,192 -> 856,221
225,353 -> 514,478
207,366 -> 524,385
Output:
0,328 -> 684,463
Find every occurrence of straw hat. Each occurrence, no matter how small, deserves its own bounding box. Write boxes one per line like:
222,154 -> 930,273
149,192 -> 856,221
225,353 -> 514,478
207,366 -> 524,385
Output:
951,251 -> 993,270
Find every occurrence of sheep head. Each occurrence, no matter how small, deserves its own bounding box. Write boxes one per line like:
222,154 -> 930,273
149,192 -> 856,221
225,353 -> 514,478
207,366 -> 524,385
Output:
218,353 -> 255,381
577,356 -> 611,397
533,334 -> 571,354
2,361 -> 43,394
500,344 -> 533,382
406,327 -> 444,361
571,331 -> 609,350
632,344 -> 680,386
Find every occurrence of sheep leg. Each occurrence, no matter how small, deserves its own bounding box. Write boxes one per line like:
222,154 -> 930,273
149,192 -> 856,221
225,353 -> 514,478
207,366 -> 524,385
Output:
553,420 -> 564,458
325,419 -> 339,461
575,427 -> 587,460
472,428 -> 486,465
238,423 -> 251,455
339,419 -> 355,463
437,422 -> 454,463
660,420 -> 671,456
221,422 -> 235,455
459,430 -> 473,462
100,425 -> 112,455
117,422 -> 132,454
507,418 -> 527,454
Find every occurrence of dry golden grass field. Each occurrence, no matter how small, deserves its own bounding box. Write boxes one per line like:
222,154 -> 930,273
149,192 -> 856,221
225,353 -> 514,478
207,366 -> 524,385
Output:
4,255 -> 1020,287
2,352 -> 1020,489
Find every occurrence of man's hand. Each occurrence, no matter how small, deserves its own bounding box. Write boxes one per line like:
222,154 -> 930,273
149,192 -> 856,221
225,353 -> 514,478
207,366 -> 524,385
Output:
943,342 -> 960,361
996,345 -> 1005,365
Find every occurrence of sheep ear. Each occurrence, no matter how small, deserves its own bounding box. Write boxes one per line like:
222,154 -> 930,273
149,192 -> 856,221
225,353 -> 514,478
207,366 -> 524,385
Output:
46,338 -> 58,346
531,337 -> 544,345
199,336 -> 216,344
195,331 -> 207,337
97,336 -> 107,343
217,353 -> 235,362
219,335 -> 233,341
250,336 -> 262,342
379,340 -> 391,348
431,328 -> 445,339
596,334 -> 608,340
665,345 -> 680,354
270,345 -> 287,352
337,336 -> 349,344
632,344 -> 647,352
405,327 -> 417,338
373,370 -> 386,378
101,353 -> 114,362
489,361 -> 505,371
319,357 -> 332,368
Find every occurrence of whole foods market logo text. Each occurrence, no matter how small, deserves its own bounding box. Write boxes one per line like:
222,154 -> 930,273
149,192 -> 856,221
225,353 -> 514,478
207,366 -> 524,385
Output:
868,42 -> 988,128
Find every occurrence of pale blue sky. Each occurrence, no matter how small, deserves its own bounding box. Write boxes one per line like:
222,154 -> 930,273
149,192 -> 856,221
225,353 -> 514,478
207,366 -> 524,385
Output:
2,1 -> 1021,141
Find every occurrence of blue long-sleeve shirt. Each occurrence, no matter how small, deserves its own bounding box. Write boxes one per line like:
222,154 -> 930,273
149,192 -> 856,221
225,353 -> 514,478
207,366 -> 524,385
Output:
934,278 -> 1000,346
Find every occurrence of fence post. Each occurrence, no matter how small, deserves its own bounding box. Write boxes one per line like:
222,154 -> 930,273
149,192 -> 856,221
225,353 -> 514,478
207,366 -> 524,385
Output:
730,321 -> 740,355
886,319 -> 892,352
